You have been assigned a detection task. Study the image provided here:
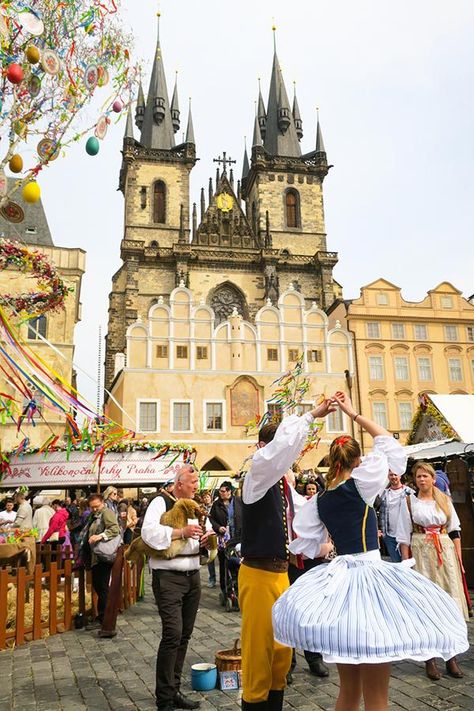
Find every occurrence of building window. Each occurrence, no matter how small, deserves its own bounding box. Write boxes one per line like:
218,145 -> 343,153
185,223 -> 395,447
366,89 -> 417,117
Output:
267,402 -> 283,424
251,201 -> 257,235
444,325 -> 458,342
267,348 -> 278,362
441,295 -> 453,308
205,402 -> 224,432
153,180 -> 166,223
391,323 -> 405,340
471,360 -> 474,380
176,345 -> 188,359
377,292 -> 388,306
414,324 -> 428,340
467,326 -> 474,342
295,402 -> 313,416
197,346 -> 208,360
327,408 -> 344,432
285,189 -> 300,228
172,401 -> 192,432
417,357 -> 433,381
288,349 -> 299,362
27,315 -> 47,340
156,345 -> 168,359
398,402 -> 413,430
307,349 -> 322,363
368,356 -> 384,380
372,402 -> 388,428
366,322 -> 380,338
448,358 -> 463,382
394,356 -> 409,381
138,400 -> 160,433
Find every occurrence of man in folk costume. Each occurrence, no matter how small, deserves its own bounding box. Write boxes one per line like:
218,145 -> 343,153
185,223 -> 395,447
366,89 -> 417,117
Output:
142,465 -> 212,711
239,400 -> 336,711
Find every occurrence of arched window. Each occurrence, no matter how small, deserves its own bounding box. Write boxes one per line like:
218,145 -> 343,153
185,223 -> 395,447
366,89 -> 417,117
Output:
27,315 -> 47,340
153,181 -> 166,223
251,201 -> 257,235
210,283 -> 248,326
285,189 -> 300,228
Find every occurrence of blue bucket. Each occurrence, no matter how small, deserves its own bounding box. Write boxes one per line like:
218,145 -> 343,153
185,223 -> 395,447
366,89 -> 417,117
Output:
191,663 -> 217,691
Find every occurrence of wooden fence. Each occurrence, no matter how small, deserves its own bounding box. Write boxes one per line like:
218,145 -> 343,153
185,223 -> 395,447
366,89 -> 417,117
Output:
0,544 -> 140,650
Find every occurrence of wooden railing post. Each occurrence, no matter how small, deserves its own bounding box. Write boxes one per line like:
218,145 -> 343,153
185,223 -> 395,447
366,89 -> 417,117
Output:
63,559 -> 72,631
32,564 -> 42,641
0,569 -> 9,650
15,567 -> 26,646
49,562 -> 58,636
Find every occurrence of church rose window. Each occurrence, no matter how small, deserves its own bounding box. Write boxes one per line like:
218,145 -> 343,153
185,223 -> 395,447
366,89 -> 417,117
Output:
210,285 -> 247,326
285,189 -> 300,228
153,181 -> 166,223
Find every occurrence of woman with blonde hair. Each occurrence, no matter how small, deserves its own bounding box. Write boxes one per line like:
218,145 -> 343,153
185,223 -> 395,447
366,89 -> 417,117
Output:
272,392 -> 468,711
397,460 -> 468,680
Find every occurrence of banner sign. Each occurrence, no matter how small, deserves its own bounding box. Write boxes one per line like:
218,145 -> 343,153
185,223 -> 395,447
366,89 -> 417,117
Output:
0,450 -> 187,488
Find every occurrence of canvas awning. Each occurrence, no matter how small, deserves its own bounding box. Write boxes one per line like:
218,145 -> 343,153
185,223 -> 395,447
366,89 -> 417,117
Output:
403,439 -> 474,461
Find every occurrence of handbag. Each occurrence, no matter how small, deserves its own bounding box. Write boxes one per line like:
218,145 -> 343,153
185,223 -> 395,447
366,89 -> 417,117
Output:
93,534 -> 122,564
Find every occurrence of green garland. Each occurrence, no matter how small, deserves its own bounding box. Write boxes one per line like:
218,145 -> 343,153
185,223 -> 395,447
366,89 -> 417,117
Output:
406,400 -> 458,445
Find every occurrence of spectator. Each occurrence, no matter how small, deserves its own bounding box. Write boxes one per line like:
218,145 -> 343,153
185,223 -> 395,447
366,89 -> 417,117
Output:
32,497 -> 54,540
65,496 -> 82,546
103,486 -> 119,517
304,481 -> 318,498
118,498 -> 138,545
41,500 -> 69,544
0,498 -> 16,528
86,493 -> 120,631
209,482 -> 233,599
435,469 -> 451,496
15,492 -> 33,529
201,490 -> 216,587
378,470 -> 414,562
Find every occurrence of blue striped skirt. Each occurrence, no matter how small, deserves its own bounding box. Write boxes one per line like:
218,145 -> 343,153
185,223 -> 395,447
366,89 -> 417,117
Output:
272,551 -> 469,664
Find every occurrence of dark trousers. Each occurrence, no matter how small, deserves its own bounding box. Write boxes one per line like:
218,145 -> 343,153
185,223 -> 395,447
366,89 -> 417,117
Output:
152,569 -> 201,707
218,548 -> 226,593
91,561 -> 113,622
289,560 -> 324,670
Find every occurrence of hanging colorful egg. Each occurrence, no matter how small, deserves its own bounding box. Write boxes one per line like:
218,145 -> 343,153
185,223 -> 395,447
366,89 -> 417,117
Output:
37,138 -> 60,162
20,12 -> 45,37
41,49 -> 60,76
84,64 -> 99,92
85,136 -> 100,156
28,74 -> 41,98
6,63 -> 24,85
112,99 -> 123,113
9,154 -> 23,173
94,116 -> 108,140
26,46 -> 40,64
22,181 -> 41,204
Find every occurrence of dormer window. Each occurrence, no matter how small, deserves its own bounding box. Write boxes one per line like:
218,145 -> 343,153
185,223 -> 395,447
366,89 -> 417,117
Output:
153,181 -> 166,224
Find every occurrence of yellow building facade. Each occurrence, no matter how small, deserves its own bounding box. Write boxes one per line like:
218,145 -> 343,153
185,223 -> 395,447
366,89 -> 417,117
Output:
106,283 -> 353,473
0,244 -> 85,453
328,279 -> 474,452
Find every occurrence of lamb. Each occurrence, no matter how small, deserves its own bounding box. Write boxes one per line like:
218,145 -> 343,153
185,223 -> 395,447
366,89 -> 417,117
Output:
125,498 -> 217,566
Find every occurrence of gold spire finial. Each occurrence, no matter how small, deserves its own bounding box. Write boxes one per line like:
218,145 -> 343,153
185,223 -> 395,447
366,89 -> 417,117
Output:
272,18 -> 277,51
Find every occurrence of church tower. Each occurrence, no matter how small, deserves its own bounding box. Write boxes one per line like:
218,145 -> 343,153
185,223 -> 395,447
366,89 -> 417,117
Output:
241,31 -> 338,311
106,17 -> 197,389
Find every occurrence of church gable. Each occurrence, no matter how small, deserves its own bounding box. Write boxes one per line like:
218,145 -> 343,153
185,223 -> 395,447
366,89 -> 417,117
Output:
193,173 -> 259,250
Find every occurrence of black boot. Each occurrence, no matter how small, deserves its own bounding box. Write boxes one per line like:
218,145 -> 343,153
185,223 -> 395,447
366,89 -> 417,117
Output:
241,701 -> 268,710
267,690 -> 284,711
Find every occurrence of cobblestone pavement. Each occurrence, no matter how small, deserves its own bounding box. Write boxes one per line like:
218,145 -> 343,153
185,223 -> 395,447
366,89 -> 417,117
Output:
0,570 -> 472,711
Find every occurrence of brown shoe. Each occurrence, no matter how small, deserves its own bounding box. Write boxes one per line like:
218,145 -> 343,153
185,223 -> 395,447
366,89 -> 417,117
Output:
425,659 -> 441,680
446,657 -> 464,678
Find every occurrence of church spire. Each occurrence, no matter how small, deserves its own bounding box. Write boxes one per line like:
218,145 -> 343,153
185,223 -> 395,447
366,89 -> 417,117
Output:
140,12 -> 175,150
292,82 -> 303,141
263,27 -> 301,157
252,110 -> 263,148
185,99 -> 195,145
257,79 -> 267,141
124,104 -> 134,139
315,109 -> 326,154
242,138 -> 250,179
135,81 -> 145,130
171,72 -> 180,134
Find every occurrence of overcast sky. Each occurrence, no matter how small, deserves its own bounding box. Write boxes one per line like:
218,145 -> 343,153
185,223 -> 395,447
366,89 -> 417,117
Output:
36,0 -> 474,407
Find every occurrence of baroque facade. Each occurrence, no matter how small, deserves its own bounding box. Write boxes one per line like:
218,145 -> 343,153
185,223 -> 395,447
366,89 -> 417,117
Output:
0,189 -> 85,452
105,26 -> 349,470
328,279 -> 474,452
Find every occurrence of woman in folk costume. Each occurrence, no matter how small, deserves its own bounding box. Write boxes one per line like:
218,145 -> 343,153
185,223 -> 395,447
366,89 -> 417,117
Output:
397,461 -> 469,681
272,392 -> 468,711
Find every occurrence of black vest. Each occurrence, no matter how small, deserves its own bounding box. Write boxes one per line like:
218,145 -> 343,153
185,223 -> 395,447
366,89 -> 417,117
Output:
241,479 -> 288,560
157,491 -> 176,512
317,478 -> 378,555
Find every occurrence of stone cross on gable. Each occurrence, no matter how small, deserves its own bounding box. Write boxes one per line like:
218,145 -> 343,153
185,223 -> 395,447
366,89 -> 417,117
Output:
213,151 -> 236,174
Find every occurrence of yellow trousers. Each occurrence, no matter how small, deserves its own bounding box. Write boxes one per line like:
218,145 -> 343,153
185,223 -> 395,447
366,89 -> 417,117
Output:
238,563 -> 292,703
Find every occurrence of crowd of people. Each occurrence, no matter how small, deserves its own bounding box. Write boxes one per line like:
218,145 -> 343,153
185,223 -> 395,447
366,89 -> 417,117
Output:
0,393 -> 471,711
